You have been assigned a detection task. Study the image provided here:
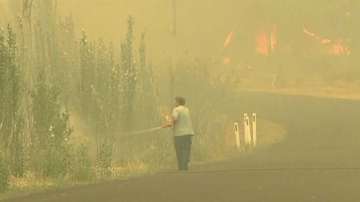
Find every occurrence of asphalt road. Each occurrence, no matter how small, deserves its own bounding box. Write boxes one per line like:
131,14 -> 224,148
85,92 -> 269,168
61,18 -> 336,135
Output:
3,92 -> 360,202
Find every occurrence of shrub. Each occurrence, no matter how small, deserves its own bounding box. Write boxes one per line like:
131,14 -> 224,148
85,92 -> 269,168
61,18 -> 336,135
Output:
0,156 -> 9,192
70,144 -> 93,181
96,141 -> 113,178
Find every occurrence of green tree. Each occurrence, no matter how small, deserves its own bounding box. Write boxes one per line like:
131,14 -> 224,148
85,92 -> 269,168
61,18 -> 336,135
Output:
0,26 -> 25,177
79,31 -> 96,121
32,71 -> 72,177
0,154 -> 9,192
135,33 -> 159,128
120,16 -> 136,131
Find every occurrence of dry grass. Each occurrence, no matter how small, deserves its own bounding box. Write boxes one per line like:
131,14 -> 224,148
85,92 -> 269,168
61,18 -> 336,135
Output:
239,80 -> 360,101
256,119 -> 287,147
110,161 -> 151,178
1,117 -> 287,199
224,119 -> 287,150
8,173 -> 56,191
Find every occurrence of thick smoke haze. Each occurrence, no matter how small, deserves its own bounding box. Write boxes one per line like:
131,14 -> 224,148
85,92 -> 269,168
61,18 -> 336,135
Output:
1,0 -> 358,61
0,1 -> 359,200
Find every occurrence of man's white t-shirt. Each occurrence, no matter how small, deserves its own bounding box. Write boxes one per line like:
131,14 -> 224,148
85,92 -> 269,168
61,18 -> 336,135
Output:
172,106 -> 195,137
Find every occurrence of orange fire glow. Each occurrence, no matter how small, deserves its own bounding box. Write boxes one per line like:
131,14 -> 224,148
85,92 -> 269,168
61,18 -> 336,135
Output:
223,31 -> 235,64
270,25 -> 278,51
303,26 -> 350,56
256,25 -> 277,56
256,32 -> 270,56
224,31 -> 234,48
223,57 -> 231,65
329,40 -> 351,56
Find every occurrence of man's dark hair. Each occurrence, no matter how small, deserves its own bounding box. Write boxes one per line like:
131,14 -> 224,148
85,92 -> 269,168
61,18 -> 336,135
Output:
175,96 -> 186,106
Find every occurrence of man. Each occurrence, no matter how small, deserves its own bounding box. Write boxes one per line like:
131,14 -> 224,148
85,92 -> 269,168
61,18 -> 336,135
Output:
163,97 -> 195,171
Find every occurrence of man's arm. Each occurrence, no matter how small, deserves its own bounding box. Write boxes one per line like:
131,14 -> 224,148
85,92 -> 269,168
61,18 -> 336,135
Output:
162,120 -> 174,128
162,109 -> 178,128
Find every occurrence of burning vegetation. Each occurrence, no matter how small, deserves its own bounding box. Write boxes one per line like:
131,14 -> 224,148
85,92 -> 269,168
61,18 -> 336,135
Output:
0,0 -> 358,195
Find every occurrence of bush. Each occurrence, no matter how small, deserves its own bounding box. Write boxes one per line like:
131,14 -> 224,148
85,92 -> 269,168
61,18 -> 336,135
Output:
0,156 -> 9,192
96,141 -> 113,178
70,144 -> 93,181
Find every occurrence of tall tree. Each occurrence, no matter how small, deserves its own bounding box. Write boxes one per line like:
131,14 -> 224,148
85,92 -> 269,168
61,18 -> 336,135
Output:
120,16 -> 136,131
32,70 -> 72,177
0,26 -> 25,177
136,33 -> 159,128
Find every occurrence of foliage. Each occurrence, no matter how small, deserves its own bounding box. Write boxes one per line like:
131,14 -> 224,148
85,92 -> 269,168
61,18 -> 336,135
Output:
0,25 -> 25,177
0,2 -> 231,193
95,141 -> 113,178
32,72 -> 72,178
120,16 -> 137,131
0,155 -> 9,192
70,144 -> 93,181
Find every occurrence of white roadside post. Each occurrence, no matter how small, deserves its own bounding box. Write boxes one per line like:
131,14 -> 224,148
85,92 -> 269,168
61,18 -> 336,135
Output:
243,113 -> 252,146
252,113 -> 257,147
233,122 -> 241,150
246,115 -> 252,146
243,114 -> 247,145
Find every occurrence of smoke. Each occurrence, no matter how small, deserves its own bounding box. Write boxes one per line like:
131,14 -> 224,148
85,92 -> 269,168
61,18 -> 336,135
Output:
0,0 -> 23,24
0,0 -> 10,23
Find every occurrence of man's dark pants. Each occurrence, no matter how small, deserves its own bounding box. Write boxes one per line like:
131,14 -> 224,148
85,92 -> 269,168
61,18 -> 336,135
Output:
174,135 -> 193,171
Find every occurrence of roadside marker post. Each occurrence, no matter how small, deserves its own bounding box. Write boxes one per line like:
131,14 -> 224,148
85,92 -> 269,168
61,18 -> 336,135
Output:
252,113 -> 257,146
246,115 -> 252,145
234,122 -> 241,150
244,113 -> 252,146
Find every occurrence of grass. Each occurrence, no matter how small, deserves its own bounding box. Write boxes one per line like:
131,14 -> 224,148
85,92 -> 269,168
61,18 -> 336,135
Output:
238,79 -> 360,101
256,119 -> 287,147
0,117 -> 287,200
0,162 -> 151,201
223,118 -> 287,151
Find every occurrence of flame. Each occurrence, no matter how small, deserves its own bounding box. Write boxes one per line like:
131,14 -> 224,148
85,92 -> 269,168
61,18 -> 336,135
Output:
224,31 -> 234,48
223,57 -> 231,65
321,39 -> 332,44
329,40 -> 351,56
256,32 -> 270,56
223,31 -> 234,64
304,26 -> 331,43
270,25 -> 278,51
303,27 -> 316,37
303,26 -> 350,56
256,25 -> 277,56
